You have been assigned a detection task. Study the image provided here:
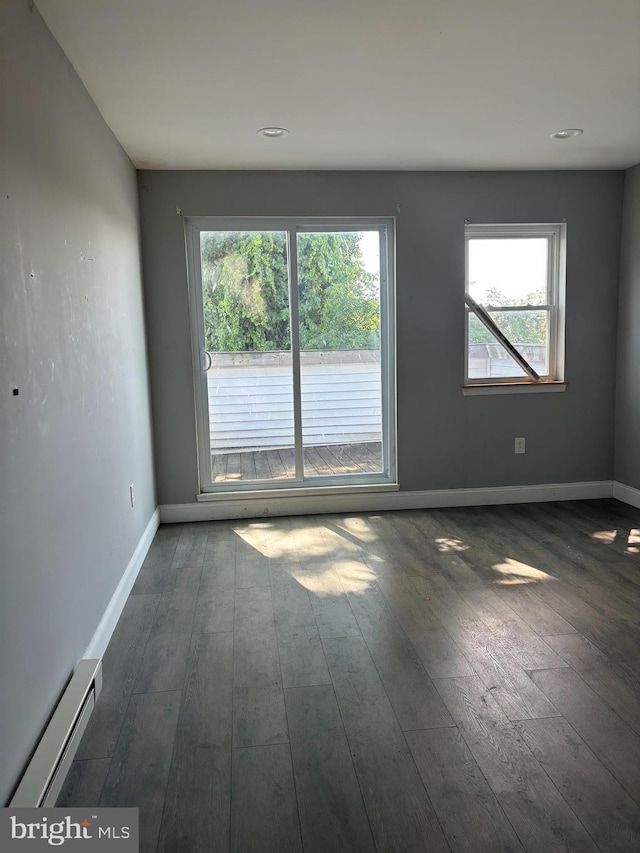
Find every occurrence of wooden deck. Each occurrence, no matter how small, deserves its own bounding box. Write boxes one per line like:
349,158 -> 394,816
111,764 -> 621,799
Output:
212,441 -> 382,482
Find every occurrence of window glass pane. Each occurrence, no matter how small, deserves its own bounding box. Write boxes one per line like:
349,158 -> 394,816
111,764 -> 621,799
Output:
468,310 -> 549,378
468,238 -> 548,306
200,231 -> 295,483
297,230 -> 383,476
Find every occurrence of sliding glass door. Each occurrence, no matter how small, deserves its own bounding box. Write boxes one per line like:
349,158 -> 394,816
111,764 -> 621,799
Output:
186,218 -> 395,492
194,228 -> 295,485
297,230 -> 384,478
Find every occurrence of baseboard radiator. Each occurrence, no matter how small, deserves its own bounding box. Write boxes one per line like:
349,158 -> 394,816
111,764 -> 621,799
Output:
10,659 -> 103,807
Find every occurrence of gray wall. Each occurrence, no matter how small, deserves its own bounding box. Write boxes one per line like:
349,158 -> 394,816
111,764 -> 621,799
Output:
0,0 -> 156,803
615,163 -> 640,489
139,169 -> 623,505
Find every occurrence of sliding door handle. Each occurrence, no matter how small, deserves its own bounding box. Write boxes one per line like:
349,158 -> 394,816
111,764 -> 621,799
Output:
201,350 -> 212,372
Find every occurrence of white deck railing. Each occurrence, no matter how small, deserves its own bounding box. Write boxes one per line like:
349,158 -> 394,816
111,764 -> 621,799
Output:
468,343 -> 547,378
207,350 -> 381,452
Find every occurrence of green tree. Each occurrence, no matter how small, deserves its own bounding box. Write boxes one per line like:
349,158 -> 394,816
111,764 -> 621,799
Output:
468,286 -> 547,345
201,231 -> 289,352
297,233 -> 379,350
200,231 -> 379,352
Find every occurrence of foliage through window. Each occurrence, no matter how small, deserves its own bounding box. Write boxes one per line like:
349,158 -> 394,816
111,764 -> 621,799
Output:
465,224 -> 566,384
201,231 -> 380,353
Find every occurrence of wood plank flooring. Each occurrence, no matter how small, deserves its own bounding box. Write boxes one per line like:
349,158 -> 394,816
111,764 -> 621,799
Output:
58,499 -> 640,852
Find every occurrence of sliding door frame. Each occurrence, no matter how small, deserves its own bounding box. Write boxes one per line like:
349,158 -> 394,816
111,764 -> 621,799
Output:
185,216 -> 397,494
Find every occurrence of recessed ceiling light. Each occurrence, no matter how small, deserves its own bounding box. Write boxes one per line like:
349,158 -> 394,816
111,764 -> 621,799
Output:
550,128 -> 584,140
257,127 -> 289,139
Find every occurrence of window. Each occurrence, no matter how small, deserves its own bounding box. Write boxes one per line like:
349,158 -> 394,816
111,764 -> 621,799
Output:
465,223 -> 566,387
185,217 -> 396,492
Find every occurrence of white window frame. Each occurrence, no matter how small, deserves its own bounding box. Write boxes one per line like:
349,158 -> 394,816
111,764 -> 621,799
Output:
464,222 -> 566,387
185,216 -> 397,493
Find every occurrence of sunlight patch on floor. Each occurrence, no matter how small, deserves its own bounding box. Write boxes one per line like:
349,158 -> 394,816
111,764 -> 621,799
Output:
334,516 -> 380,543
590,529 -> 617,544
293,560 -> 376,596
234,526 -> 273,556
435,537 -> 470,553
491,557 -> 556,585
588,527 -> 639,555
236,523 -> 332,559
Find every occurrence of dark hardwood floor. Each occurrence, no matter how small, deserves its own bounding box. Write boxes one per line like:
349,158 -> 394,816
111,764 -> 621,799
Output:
57,499 -> 640,852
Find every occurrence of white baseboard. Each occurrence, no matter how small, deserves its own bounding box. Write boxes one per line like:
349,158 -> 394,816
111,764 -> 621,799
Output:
83,508 -> 160,659
613,481 -> 640,509
160,481 -> 614,523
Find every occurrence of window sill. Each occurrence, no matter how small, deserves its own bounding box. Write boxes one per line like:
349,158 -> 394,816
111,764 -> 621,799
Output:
462,381 -> 567,396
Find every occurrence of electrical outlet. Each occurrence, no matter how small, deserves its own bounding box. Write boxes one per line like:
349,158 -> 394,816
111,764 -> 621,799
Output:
514,437 -> 526,454
129,484 -> 135,507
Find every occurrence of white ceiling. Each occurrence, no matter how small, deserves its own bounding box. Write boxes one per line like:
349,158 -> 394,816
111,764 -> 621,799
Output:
36,0 -> 640,171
